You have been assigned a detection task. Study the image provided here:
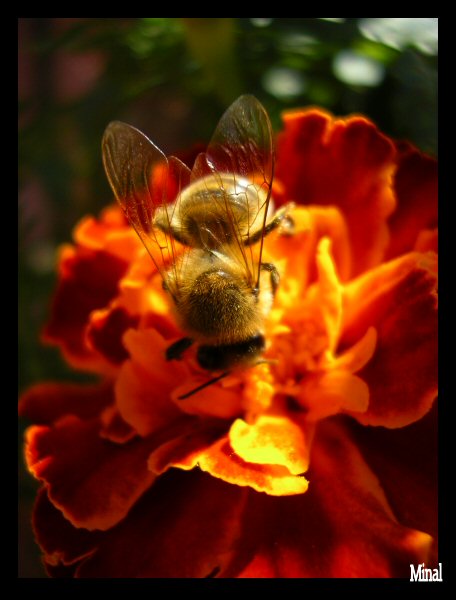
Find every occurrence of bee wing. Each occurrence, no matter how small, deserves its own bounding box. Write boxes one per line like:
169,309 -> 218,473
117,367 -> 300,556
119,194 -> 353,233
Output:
191,95 -> 274,285
102,121 -> 191,288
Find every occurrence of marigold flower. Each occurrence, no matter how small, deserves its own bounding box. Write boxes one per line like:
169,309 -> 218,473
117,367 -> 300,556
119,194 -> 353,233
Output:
19,107 -> 437,578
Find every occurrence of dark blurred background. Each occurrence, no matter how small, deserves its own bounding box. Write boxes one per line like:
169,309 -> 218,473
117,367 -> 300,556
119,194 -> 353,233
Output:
18,18 -> 437,577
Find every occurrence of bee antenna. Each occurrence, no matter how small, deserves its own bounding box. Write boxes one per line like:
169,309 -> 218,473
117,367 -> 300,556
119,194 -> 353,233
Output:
177,371 -> 231,400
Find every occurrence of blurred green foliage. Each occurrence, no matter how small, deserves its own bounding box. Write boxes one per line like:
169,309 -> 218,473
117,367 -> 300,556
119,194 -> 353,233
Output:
18,17 -> 437,577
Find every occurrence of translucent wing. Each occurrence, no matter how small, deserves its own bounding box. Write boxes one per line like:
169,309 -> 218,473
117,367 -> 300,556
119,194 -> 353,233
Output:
102,121 -> 191,296
191,95 -> 274,287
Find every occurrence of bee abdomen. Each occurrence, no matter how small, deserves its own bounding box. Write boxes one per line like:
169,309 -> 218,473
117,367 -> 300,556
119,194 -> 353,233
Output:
182,269 -> 259,343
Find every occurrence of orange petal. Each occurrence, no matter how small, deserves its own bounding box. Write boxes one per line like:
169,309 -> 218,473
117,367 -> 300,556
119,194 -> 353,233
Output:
171,377 -> 243,419
306,205 -> 352,282
276,109 -> 396,277
269,205 -> 352,289
116,329 -> 187,436
263,207 -> 312,303
327,326 -> 377,373
272,237 -> 343,374
149,431 -> 308,496
241,363 -> 275,418
342,252 -> 437,427
228,414 -> 312,475
313,237 -> 342,354
196,438 -> 308,496
25,415 -> 157,531
74,208 -> 142,263
297,370 -> 369,421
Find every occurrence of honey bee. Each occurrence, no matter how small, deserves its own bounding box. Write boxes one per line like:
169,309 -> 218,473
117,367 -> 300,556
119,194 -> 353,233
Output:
102,95 -> 293,397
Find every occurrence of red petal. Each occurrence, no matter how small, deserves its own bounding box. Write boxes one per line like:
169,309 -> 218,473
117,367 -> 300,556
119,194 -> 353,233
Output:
18,382 -> 113,425
86,307 -> 139,365
350,402 -> 438,541
276,110 -> 396,277
342,252 -> 437,427
235,420 -> 435,577
414,228 -> 438,254
99,405 -> 137,443
43,246 -> 129,371
386,144 -> 438,260
147,425 -> 225,474
76,470 -> 247,578
33,487 -> 99,565
25,415 -> 157,530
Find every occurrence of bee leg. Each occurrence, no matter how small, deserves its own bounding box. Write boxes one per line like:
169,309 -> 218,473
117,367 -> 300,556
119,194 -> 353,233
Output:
245,202 -> 295,246
260,262 -> 280,296
166,337 -> 194,361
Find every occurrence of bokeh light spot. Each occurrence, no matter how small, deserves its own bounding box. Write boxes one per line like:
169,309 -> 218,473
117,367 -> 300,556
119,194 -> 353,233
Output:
262,67 -> 307,99
333,50 -> 385,87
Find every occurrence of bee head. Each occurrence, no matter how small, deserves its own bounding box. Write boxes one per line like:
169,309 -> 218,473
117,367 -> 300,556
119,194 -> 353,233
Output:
197,334 -> 265,371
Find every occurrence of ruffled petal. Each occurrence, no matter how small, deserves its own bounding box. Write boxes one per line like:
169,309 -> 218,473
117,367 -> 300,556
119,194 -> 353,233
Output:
86,307 -> 139,365
43,245 -> 129,373
151,431 -> 308,496
206,440 -> 306,494
33,487 -> 100,565
235,420 -> 435,577
147,426 -> 226,474
25,415 -> 157,530
184,438 -> 309,495
18,382 -> 113,425
276,109 -> 396,277
342,252 -> 437,427
386,144 -> 438,260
